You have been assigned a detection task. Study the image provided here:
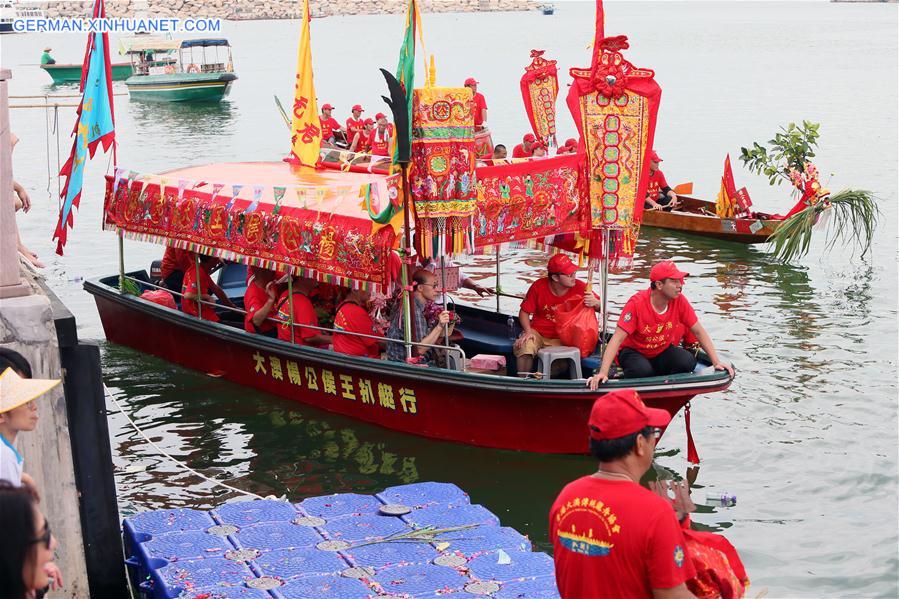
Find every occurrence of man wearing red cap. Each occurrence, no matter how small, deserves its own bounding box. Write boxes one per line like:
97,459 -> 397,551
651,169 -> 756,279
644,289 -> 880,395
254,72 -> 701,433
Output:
645,150 -> 680,211
514,254 -> 601,376
556,138 -> 578,155
319,104 -> 344,148
346,104 -> 365,152
550,388 -> 696,598
464,77 -> 488,130
367,113 -> 393,157
512,133 -> 536,158
587,260 -> 733,388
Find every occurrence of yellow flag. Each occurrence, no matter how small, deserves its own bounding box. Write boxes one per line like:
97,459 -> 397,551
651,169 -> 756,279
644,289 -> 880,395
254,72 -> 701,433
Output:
290,0 -> 320,167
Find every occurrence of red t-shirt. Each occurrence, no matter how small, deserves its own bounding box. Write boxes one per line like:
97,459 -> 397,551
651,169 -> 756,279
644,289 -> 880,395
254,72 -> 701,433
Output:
472,92 -> 487,127
181,266 -> 219,322
275,290 -> 320,344
333,301 -> 379,358
346,117 -> 365,146
368,128 -> 390,156
244,281 -> 276,334
512,143 -> 533,158
320,116 -> 342,140
521,278 -> 595,339
160,247 -> 193,279
550,476 -> 695,599
646,169 -> 669,200
617,289 -> 698,358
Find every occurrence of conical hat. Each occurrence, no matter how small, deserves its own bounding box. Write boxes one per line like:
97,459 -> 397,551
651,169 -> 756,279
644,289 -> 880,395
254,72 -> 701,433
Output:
0,368 -> 61,414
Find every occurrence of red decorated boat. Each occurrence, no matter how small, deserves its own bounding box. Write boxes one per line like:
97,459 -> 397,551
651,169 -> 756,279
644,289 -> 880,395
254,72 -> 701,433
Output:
85,160 -> 733,454
642,195 -> 782,244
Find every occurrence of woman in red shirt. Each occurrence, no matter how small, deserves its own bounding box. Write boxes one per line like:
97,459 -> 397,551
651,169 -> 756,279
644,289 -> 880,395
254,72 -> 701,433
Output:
333,289 -> 384,358
275,277 -> 333,347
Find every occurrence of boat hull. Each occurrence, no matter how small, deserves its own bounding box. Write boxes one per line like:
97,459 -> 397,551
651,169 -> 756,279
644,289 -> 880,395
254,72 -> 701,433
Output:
41,63 -> 133,83
125,72 -> 237,102
642,196 -> 780,244
85,275 -> 732,454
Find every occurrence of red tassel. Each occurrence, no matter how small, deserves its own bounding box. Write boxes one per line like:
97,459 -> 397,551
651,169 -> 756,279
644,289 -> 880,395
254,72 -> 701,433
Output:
685,402 -> 700,464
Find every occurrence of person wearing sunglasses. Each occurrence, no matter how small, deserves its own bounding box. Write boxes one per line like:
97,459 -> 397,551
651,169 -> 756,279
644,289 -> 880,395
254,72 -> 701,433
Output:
0,481 -> 64,598
386,269 -> 451,364
549,389 -> 695,599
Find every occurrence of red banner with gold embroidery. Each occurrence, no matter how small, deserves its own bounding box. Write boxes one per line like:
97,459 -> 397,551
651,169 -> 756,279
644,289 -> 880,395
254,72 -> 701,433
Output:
566,33 -> 661,265
409,86 -> 478,257
103,173 -> 398,292
520,49 -> 559,146
473,154 -> 583,247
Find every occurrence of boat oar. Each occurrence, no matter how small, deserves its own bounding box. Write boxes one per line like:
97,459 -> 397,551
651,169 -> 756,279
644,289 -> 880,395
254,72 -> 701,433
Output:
273,95 -> 290,129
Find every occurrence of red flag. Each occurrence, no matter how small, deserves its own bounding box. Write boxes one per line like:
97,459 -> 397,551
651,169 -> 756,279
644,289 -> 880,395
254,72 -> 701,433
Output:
722,154 -> 737,198
591,0 -> 606,66
733,186 -> 753,215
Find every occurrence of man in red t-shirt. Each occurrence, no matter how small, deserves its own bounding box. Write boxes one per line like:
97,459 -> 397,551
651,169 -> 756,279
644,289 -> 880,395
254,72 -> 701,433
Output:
513,254 -> 601,376
645,150 -> 680,211
464,77 -> 488,130
550,388 -> 696,599
367,113 -> 392,157
275,277 -> 333,347
587,260 -> 733,388
319,103 -> 343,148
346,104 -> 365,152
159,246 -> 194,292
180,255 -> 235,323
512,133 -> 536,158
243,267 -> 279,336
333,289 -> 383,358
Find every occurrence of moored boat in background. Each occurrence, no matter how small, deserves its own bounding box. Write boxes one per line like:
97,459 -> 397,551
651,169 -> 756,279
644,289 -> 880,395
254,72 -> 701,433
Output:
124,38 -> 237,102
40,62 -> 134,84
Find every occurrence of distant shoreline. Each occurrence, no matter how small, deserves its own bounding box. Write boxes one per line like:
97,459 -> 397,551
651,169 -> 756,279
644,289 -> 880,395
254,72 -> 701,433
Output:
41,0 -> 545,21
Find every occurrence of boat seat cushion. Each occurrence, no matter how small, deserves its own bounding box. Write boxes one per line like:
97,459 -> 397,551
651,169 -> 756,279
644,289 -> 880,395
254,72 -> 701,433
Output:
457,327 -> 514,356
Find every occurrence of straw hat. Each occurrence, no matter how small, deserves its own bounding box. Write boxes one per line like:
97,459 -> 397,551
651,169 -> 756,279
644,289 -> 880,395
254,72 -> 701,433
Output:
0,368 -> 60,414
43,47 -> 52,52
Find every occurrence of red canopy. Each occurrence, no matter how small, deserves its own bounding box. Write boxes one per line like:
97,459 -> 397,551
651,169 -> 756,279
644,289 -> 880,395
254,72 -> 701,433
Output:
103,162 -> 400,291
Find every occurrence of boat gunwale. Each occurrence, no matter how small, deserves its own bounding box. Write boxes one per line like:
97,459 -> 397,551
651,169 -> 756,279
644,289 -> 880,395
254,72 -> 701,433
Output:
84,275 -> 734,397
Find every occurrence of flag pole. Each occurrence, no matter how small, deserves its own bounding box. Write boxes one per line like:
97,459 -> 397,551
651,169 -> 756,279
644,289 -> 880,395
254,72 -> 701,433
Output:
400,162 -> 414,360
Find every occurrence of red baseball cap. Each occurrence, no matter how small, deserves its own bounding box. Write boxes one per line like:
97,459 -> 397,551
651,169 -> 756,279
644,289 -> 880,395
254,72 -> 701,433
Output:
649,260 -> 689,282
321,103 -> 335,110
547,253 -> 578,276
589,389 -> 671,441
650,150 -> 662,162
352,104 -> 364,112
523,133 -> 536,143
565,138 -> 577,147
375,112 -> 387,121
363,118 -> 374,126
464,77 -> 478,86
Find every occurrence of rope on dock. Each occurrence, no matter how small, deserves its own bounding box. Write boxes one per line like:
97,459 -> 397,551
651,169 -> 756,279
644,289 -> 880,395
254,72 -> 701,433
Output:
103,384 -> 265,501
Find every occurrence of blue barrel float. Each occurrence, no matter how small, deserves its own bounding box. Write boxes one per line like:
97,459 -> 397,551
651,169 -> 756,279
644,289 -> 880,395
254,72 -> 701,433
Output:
122,481 -> 559,598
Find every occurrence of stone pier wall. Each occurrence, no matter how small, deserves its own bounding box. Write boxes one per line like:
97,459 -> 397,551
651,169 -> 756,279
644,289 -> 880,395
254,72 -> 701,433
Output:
42,0 -> 542,20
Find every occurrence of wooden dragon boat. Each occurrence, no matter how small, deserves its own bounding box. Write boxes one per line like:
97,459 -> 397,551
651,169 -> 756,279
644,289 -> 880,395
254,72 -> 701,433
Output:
642,195 -> 783,244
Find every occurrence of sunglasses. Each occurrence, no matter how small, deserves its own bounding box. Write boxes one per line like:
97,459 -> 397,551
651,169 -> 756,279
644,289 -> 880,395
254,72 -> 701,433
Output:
30,519 -> 52,550
650,427 -> 662,439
